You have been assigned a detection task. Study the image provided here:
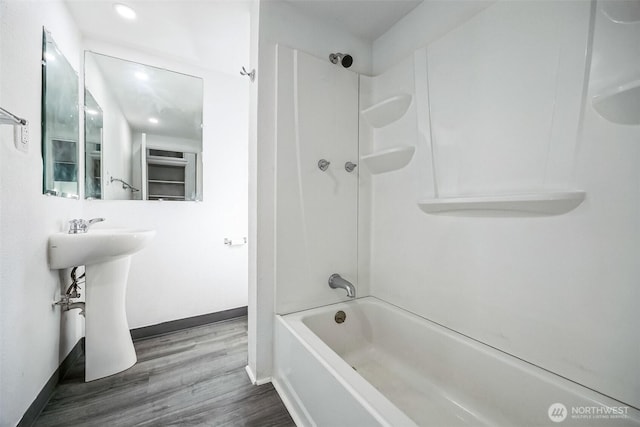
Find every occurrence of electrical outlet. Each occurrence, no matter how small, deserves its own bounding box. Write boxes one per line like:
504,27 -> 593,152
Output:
14,121 -> 29,152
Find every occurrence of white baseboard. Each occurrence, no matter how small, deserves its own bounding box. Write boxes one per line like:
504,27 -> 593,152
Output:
245,365 -> 308,426
244,365 -> 271,386
272,377 -> 312,427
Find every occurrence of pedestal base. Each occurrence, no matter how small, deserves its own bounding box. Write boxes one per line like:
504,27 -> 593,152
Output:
85,256 -> 136,381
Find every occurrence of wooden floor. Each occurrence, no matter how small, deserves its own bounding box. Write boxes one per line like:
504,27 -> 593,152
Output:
34,316 -> 295,427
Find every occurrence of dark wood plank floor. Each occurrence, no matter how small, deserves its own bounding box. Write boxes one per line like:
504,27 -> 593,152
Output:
34,316 -> 295,427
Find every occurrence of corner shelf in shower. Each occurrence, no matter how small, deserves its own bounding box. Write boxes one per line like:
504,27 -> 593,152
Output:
361,94 -> 412,128
592,80 -> 640,125
417,191 -> 586,215
361,145 -> 415,174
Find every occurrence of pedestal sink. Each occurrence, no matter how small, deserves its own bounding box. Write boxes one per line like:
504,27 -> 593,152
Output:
49,228 -> 155,381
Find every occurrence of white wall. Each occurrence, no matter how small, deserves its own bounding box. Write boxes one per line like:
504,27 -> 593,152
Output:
0,4 -> 250,424
368,0 -> 640,408
0,1 -> 84,425
274,46 -> 359,314
249,0 -> 372,382
424,0 -> 588,196
82,39 -> 249,329
247,0 -> 261,384
372,0 -> 494,75
131,132 -> 144,200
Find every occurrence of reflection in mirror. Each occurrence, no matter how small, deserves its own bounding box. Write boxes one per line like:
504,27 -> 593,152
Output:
85,90 -> 103,199
84,52 -> 204,201
42,28 -> 79,198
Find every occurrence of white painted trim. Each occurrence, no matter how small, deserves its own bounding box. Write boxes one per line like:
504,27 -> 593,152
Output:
255,376 -> 272,386
272,377 -> 311,427
244,364 -> 257,384
244,365 -> 272,386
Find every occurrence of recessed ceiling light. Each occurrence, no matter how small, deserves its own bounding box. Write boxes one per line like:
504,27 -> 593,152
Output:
148,117 -> 159,124
114,3 -> 137,20
86,109 -> 99,116
134,71 -> 148,81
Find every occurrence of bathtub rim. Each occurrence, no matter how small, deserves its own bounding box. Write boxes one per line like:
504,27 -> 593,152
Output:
279,296 -> 640,424
276,307 -> 418,427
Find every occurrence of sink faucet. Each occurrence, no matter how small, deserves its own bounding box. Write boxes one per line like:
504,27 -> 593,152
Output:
328,273 -> 356,298
68,218 -> 105,234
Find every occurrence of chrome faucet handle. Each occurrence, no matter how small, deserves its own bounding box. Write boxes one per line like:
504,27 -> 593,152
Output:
68,219 -> 83,234
88,217 -> 105,226
85,217 -> 105,232
68,218 -> 105,234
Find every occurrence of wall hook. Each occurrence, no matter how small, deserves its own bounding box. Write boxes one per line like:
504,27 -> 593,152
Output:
240,66 -> 255,82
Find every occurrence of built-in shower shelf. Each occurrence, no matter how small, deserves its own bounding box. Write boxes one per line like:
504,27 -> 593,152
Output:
592,80 -> 640,125
361,94 -> 412,128
417,191 -> 586,215
361,145 -> 415,174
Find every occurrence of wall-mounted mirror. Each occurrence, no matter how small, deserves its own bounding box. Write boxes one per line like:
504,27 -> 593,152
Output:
84,51 -> 204,201
42,29 -> 80,199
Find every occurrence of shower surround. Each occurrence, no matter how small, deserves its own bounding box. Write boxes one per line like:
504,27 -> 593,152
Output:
274,298 -> 640,426
252,0 -> 640,424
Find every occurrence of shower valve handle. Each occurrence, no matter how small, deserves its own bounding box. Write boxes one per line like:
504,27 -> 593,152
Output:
318,159 -> 331,171
345,161 -> 357,173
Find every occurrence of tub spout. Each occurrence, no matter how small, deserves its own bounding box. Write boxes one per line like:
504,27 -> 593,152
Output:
328,274 -> 356,298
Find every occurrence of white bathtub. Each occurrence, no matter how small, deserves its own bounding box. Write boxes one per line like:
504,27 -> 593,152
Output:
273,297 -> 639,426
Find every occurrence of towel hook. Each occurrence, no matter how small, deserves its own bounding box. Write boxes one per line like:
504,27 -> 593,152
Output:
240,66 -> 255,82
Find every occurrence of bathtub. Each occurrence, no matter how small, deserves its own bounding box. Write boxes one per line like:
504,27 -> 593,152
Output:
273,297 -> 639,426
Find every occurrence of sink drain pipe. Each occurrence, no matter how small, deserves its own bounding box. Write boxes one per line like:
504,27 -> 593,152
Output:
54,266 -> 86,316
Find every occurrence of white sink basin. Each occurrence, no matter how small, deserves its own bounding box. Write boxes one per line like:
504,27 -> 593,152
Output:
49,228 -> 155,269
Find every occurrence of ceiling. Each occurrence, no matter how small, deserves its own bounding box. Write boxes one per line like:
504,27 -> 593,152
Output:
65,1 -> 423,75
65,0 -> 252,76
286,0 -> 423,41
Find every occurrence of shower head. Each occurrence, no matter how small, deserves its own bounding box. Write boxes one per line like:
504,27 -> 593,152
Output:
329,53 -> 353,68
